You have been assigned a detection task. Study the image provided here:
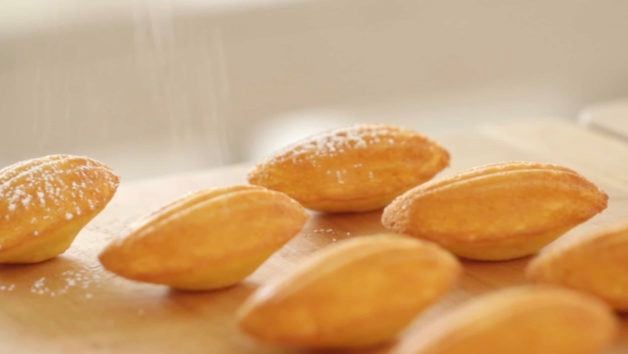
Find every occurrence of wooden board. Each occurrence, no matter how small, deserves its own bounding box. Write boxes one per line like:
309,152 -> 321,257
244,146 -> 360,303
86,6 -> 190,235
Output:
1,120 -> 628,354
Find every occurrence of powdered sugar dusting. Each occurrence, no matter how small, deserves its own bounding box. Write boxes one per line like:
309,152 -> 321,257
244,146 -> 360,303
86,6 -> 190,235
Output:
254,125 -> 403,185
20,194 -> 32,207
281,125 -> 396,163
0,283 -> 15,292
36,191 -> 46,206
30,277 -> 47,295
0,155 -> 119,235
335,170 -> 346,184
29,268 -> 101,297
312,228 -> 353,243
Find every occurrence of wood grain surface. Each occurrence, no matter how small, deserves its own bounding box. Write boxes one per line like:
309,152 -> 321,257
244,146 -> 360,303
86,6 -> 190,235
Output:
1,120 -> 627,354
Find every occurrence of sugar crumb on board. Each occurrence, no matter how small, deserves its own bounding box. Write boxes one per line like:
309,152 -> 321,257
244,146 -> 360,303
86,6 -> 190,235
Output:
28,268 -> 101,298
311,228 -> 353,243
0,284 -> 16,292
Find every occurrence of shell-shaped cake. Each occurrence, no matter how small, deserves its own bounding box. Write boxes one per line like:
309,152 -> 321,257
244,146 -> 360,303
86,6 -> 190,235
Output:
237,234 -> 460,348
382,162 -> 608,260
0,155 -> 119,263
528,221 -> 628,311
99,185 -> 307,290
249,124 -> 450,212
392,286 -> 617,354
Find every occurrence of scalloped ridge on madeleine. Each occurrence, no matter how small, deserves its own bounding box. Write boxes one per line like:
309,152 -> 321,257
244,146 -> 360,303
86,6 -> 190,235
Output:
248,124 -> 450,213
237,234 -> 460,349
392,286 -> 617,354
98,185 -> 307,290
382,162 -> 608,261
0,155 -> 119,263
528,221 -> 628,311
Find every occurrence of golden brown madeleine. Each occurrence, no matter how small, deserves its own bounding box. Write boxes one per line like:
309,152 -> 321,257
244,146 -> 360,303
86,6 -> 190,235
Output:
99,185 -> 307,290
382,162 -> 608,261
528,221 -> 628,311
392,286 -> 617,354
0,155 -> 119,263
237,234 -> 460,349
248,124 -> 449,213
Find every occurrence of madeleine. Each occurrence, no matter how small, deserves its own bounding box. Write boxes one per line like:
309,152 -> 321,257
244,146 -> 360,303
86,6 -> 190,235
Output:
528,221 -> 628,311
249,124 -> 449,212
237,234 -> 460,348
393,286 -> 617,354
99,185 -> 307,290
382,162 -> 607,260
0,155 -> 119,263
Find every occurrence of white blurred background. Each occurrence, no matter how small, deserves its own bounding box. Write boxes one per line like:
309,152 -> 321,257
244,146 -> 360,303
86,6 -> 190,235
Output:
2,0 -> 628,179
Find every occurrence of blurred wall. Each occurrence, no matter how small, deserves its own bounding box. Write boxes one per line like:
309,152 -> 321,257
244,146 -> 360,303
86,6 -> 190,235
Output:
2,0 -> 628,177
